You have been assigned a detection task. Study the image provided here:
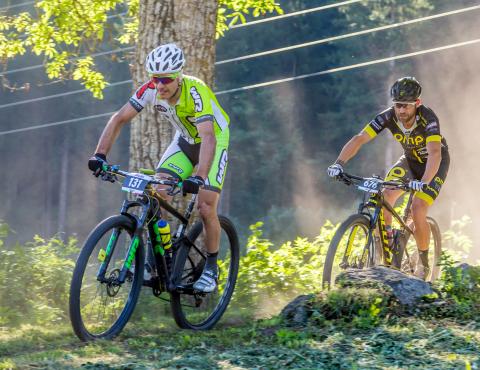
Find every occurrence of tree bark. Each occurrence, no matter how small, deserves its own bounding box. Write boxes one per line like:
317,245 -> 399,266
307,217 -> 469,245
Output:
130,0 -> 218,172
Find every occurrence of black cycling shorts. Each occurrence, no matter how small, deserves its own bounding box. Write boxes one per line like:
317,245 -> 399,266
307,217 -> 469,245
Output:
385,152 -> 450,205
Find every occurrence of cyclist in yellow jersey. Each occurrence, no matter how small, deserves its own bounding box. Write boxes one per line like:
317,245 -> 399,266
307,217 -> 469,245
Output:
88,43 -> 230,292
327,77 -> 449,280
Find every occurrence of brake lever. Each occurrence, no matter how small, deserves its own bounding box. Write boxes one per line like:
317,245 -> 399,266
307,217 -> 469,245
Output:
338,175 -> 352,186
101,172 -> 116,183
167,187 -> 182,196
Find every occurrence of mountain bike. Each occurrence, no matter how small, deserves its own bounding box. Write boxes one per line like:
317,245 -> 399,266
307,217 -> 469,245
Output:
322,172 -> 441,288
69,165 -> 239,341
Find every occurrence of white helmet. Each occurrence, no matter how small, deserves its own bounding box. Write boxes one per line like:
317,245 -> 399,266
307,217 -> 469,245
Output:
145,43 -> 185,74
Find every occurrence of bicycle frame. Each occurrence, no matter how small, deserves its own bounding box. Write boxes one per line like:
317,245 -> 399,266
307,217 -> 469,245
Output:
358,185 -> 415,267
95,168 -> 202,294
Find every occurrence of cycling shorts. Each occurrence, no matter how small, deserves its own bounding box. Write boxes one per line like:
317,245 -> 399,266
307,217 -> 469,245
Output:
385,152 -> 450,205
156,129 -> 229,193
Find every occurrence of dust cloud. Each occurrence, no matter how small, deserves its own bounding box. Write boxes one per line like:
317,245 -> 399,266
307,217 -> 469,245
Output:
415,17 -> 480,263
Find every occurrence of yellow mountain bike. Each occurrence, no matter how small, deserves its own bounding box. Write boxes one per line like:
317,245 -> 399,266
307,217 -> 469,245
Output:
322,172 -> 441,288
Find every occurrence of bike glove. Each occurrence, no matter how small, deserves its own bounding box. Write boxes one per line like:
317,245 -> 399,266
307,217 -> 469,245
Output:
182,176 -> 205,194
409,179 -> 425,192
327,163 -> 344,177
88,153 -> 107,177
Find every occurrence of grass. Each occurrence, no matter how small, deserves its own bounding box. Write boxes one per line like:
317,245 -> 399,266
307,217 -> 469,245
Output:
0,312 -> 479,369
1,260 -> 480,369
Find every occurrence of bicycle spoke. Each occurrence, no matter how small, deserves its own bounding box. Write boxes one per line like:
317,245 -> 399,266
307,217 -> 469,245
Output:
170,216 -> 239,329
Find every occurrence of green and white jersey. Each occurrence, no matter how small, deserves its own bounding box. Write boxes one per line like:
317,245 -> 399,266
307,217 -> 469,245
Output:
129,75 -> 230,144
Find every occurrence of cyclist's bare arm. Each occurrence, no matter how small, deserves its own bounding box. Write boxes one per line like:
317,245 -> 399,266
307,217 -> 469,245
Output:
421,141 -> 442,183
195,120 -> 216,179
335,131 -> 373,164
95,103 -> 139,155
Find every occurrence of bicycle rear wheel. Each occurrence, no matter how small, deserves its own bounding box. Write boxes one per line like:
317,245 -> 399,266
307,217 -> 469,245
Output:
69,215 -> 144,341
322,214 -> 374,289
170,215 -> 239,330
400,217 -> 442,281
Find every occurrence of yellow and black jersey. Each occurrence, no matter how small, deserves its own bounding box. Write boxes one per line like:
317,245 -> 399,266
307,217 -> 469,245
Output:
362,105 -> 449,164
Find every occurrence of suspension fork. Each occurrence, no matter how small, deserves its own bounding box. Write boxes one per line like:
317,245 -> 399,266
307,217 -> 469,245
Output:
116,198 -> 150,284
96,228 -> 121,281
96,201 -> 144,281
368,195 -> 393,266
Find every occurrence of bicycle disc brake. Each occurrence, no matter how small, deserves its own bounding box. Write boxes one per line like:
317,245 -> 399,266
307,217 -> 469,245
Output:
106,269 -> 122,297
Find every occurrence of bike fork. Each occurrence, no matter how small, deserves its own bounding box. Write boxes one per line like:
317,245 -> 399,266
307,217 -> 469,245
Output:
117,231 -> 142,283
96,228 -> 121,281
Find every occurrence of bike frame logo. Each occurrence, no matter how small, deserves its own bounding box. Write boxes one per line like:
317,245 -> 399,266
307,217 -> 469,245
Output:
125,236 -> 140,269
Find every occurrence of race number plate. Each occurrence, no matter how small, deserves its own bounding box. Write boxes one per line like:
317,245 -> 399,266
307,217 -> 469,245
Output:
357,178 -> 380,193
121,173 -> 150,194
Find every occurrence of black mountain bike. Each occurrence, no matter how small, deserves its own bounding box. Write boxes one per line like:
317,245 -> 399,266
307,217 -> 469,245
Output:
322,172 -> 441,288
69,165 -> 239,341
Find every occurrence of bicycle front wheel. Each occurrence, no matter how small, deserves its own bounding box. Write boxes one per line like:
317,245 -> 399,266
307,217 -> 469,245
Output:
69,215 -> 144,341
170,215 -> 239,330
400,216 -> 442,281
322,214 -> 374,289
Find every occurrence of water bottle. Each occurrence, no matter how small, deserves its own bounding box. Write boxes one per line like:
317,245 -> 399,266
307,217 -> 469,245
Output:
157,219 -> 172,250
157,219 -> 173,273
152,221 -> 165,256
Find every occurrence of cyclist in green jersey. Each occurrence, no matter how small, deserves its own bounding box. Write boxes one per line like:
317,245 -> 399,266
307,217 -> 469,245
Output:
327,77 -> 449,280
88,43 -> 230,292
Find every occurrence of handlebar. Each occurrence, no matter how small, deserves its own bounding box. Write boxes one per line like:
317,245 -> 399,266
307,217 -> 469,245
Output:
336,172 -> 411,192
100,164 -> 182,195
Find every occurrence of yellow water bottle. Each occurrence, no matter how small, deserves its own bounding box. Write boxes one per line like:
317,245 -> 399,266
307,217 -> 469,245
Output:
157,219 -> 172,250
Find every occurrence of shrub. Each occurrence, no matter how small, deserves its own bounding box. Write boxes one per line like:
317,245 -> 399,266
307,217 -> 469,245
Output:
229,220 -> 337,314
0,221 -> 78,327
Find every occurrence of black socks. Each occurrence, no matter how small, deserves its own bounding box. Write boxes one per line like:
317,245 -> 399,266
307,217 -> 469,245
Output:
205,251 -> 218,270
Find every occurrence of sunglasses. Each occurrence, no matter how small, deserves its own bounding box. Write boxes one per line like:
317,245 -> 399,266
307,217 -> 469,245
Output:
150,73 -> 179,85
394,102 -> 416,109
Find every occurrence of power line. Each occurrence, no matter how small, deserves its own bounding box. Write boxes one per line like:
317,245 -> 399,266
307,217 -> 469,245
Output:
1,46 -> 135,76
0,112 -> 115,136
4,3 -> 477,77
1,36 -> 479,136
2,3 -> 477,80
231,0 -> 365,28
216,4 -> 480,65
3,3 -> 479,109
0,1 -> 129,15
0,1 -> 34,11
216,37 -> 480,95
0,2 -> 363,76
0,80 -> 132,109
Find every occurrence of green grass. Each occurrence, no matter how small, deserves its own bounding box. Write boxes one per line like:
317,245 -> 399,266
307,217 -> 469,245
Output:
0,314 -> 479,369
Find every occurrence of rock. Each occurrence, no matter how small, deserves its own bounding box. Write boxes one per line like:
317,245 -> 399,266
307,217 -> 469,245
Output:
279,294 -> 315,326
336,266 -> 434,306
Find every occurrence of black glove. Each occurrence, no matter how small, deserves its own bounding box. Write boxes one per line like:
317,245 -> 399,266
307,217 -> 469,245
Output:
88,153 -> 107,177
182,175 -> 205,195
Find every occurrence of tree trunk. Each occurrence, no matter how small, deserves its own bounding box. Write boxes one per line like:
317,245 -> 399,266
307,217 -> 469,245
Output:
130,0 -> 218,172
